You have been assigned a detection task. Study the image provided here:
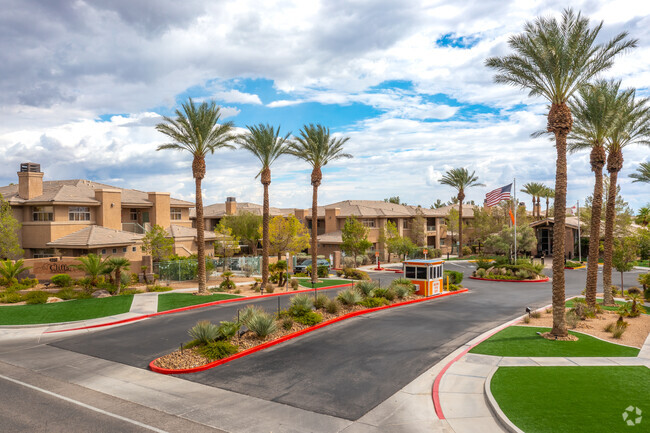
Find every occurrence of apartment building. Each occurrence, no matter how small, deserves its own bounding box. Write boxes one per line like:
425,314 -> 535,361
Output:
0,163 -> 215,260
192,197 -> 295,231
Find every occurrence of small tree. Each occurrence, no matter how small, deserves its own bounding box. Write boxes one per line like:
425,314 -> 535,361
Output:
214,224 -> 241,271
410,208 -> 427,247
0,259 -> 31,286
446,208 -> 460,253
73,254 -> 110,288
107,257 -> 131,295
341,217 -> 372,267
612,236 -> 639,292
141,224 -> 174,262
267,215 -> 310,259
484,225 -> 537,257
383,220 -> 416,261
220,211 -> 262,255
0,194 -> 23,260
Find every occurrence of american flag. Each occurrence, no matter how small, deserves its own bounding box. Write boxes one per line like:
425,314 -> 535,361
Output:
485,183 -> 512,207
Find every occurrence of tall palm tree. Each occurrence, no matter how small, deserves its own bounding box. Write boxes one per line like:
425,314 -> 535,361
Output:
439,168 -> 484,258
237,124 -> 290,292
156,98 -> 236,294
521,182 -> 545,218
630,161 -> 650,183
541,187 -> 554,219
568,80 -> 626,308
107,257 -> 131,295
602,91 -> 650,305
287,124 -> 352,284
485,8 -> 636,337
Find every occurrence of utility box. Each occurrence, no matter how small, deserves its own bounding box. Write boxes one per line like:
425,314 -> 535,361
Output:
403,259 -> 444,296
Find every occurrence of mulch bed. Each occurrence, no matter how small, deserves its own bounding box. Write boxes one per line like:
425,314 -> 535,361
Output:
153,293 -> 426,370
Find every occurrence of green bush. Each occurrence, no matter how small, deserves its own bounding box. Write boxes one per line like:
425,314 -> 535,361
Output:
355,281 -> 377,297
337,289 -> 362,306
219,279 -> 236,291
120,289 -> 143,296
282,317 -> 293,330
197,340 -> 239,360
390,277 -> 414,289
294,272 -> 308,277
294,311 -> 323,326
56,288 -> 78,300
289,294 -> 314,317
290,278 -> 300,290
475,268 -> 487,278
20,277 -> 39,288
475,257 -> 493,270
565,311 -> 579,329
313,293 -> 329,309
371,287 -> 395,301
304,265 -> 329,278
217,321 -> 241,340
342,268 -> 370,280
0,291 -> 23,303
24,290 -> 49,305
188,320 -> 220,344
448,284 -> 461,291
239,305 -> 264,327
462,246 -> 472,256
246,312 -> 277,338
147,285 -> 173,292
325,299 -> 340,314
565,260 -> 582,268
360,297 -> 389,308
392,284 -> 414,299
443,270 -> 464,285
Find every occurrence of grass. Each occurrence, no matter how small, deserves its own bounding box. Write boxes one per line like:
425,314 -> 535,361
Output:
296,278 -> 352,289
633,259 -> 649,267
0,296 -> 134,325
491,366 -> 650,433
157,293 -> 241,312
469,326 -> 639,357
566,298 -> 648,314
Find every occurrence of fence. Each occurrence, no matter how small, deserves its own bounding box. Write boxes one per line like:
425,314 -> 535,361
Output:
154,256 -> 262,281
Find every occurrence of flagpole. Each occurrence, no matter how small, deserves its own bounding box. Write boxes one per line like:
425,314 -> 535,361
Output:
513,178 -> 517,262
577,200 -> 581,262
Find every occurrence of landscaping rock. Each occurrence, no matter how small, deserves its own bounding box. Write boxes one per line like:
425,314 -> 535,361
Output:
92,290 -> 111,298
46,297 -> 63,303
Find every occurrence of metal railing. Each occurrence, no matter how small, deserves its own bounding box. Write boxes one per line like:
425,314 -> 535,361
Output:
154,256 -> 262,281
122,222 -> 146,234
427,225 -> 437,232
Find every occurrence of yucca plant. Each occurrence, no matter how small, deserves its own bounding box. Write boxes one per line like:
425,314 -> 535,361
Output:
246,312 -> 277,338
392,284 -> 414,299
355,281 -> 377,297
390,277 -> 414,288
337,289 -> 362,306
188,320 -> 220,345
313,293 -> 329,309
217,321 -> 241,340
239,305 -> 264,328
289,293 -> 314,317
325,299 -> 340,314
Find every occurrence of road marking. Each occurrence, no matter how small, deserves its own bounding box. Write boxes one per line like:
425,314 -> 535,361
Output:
0,373 -> 168,433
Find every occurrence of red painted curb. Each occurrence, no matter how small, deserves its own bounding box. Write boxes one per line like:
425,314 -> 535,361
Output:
468,276 -> 549,283
149,288 -> 469,375
43,282 -> 354,334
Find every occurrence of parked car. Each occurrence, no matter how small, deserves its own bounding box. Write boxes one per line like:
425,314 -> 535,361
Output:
294,259 -> 330,274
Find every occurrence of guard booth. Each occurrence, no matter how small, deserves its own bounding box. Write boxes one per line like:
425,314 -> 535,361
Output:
403,259 -> 444,296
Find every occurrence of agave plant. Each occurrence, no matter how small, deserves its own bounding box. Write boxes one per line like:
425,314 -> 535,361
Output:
188,320 -> 220,345
355,281 -> 377,297
246,312 -> 277,338
337,289 -> 362,306
289,293 -> 314,317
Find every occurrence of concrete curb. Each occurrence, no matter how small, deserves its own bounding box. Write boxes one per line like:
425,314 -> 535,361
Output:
484,368 -> 524,433
468,276 -> 550,283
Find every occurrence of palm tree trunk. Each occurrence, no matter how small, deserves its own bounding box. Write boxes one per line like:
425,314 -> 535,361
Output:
585,146 -> 606,309
602,169 -> 620,306
115,268 -> 121,295
549,102 -> 570,337
261,170 -> 271,291
531,198 -> 535,218
545,197 -> 549,219
458,195 -> 464,258
193,157 -> 207,295
311,182 -> 319,284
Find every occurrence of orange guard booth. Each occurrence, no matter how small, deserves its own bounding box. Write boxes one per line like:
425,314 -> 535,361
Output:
402,259 -> 444,296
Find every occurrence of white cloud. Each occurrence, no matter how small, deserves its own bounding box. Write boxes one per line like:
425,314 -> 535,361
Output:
212,89 -> 262,105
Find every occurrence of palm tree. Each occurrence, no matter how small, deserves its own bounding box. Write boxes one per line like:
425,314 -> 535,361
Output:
485,8 -> 636,337
568,80 -> 626,309
73,254 -> 110,287
541,187 -> 554,219
439,168 -> 484,258
602,90 -> 650,305
287,124 -> 352,284
630,161 -> 650,183
107,257 -> 131,295
237,124 -> 290,292
520,182 -> 545,218
156,98 -> 236,294
0,259 -> 31,286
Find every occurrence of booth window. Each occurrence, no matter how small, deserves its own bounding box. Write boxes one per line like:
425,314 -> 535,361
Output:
405,266 -> 416,279
417,267 -> 427,279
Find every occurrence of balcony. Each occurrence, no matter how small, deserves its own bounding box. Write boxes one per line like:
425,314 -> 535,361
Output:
122,222 -> 146,234
427,225 -> 437,232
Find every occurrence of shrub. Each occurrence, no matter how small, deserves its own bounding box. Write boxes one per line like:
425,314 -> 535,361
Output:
19,277 -> 39,288
430,248 -> 442,258
219,279 -> 236,291
342,268 -> 370,280
25,290 -> 49,305
305,265 -> 329,278
626,287 -> 642,296
604,322 -> 615,333
565,311 -> 579,329
188,320 -> 220,344
0,291 -> 23,303
197,340 -> 239,360
355,281 -> 377,297
337,289 -> 362,306
448,284 -> 461,291
336,270 -> 344,277
565,260 -> 582,268
217,321 -> 241,340
294,311 -> 323,326
462,246 -> 472,256
56,288 -> 78,300
371,287 -> 395,301
282,317 -> 293,330
289,294 -> 313,317
475,258 -> 493,270
147,285 -> 173,292
612,324 -> 626,339
390,277 -> 414,289
294,272 -> 308,277
475,268 -> 487,278
239,305 -> 264,327
246,312 -> 277,338
443,270 -> 463,285
523,315 -> 531,324
360,297 -> 389,308
290,278 -> 300,290
120,289 -> 143,296
120,272 -> 131,288
530,311 -> 542,319
325,299 -> 340,314
265,285 -> 275,293
313,293 -> 329,309
393,284 -> 414,299
241,264 -> 254,277
52,274 -> 73,288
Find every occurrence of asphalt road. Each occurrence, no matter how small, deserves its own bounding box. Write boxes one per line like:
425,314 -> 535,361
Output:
50,264 -> 646,421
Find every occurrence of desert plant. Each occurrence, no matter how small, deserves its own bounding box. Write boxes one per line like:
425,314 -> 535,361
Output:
371,287 -> 396,301
24,291 -> 49,305
288,294 -> 313,317
565,311 -> 580,329
0,259 -> 31,286
342,267 -> 370,280
523,315 -> 531,324
219,279 -> 236,291
355,281 -> 377,297
188,320 -> 220,345
55,288 -> 78,300
246,312 -> 277,338
337,289 -> 362,306
392,284 -> 414,299
604,322 -> 616,333
360,297 -> 389,308
462,246 -> 472,256
289,278 -> 300,290
239,305 -> 264,327
293,311 -> 323,326
443,270 -> 464,285
612,323 -> 627,339
325,299 -> 340,314
627,293 -> 646,317
197,340 -> 239,360
530,311 -> 542,319
390,277 -> 414,289
475,268 -> 487,278
313,293 -> 329,309
281,317 -> 293,330
217,321 -> 241,340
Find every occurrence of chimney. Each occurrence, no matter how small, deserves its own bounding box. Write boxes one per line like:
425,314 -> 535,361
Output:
95,189 -> 122,230
148,192 -> 171,229
17,162 -> 43,200
294,209 -> 308,223
225,197 -> 237,215
325,207 -> 340,233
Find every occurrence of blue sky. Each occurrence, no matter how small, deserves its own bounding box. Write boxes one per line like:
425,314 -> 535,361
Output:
0,0 -> 648,212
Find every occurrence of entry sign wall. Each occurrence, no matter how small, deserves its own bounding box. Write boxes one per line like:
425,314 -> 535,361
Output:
402,259 -> 444,296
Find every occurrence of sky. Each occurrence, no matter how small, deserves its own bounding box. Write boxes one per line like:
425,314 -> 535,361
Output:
1,0 -> 649,212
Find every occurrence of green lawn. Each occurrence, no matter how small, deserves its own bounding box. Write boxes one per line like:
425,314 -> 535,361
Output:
633,259 -> 649,267
566,298 -> 648,314
469,326 -> 639,357
491,366 -> 650,433
0,296 -> 134,325
157,293 -> 240,312
296,278 -> 352,288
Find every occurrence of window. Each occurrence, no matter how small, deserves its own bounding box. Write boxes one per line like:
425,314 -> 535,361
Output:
405,266 -> 416,279
132,247 -> 137,252
130,209 -> 138,221
403,220 -> 409,229
33,249 -> 54,258
440,239 -> 445,246
101,249 -> 106,255
171,208 -> 182,220
112,248 -> 117,254
416,267 -> 427,279
68,206 -> 90,221
122,247 -> 127,253
361,219 -> 375,228
32,206 -> 53,221
430,265 -> 441,279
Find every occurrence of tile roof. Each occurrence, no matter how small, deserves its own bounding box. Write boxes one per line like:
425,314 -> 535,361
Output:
530,217 -> 581,229
166,224 -> 217,240
46,226 -> 143,248
192,202 -> 295,218
0,179 -> 193,207
317,230 -> 343,244
305,200 -> 476,218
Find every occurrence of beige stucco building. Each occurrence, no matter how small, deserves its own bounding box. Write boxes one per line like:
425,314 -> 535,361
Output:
0,163 -> 215,260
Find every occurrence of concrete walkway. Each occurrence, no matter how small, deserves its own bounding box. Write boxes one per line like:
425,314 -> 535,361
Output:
438,324 -> 650,433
